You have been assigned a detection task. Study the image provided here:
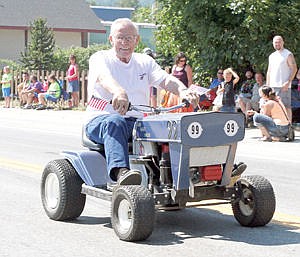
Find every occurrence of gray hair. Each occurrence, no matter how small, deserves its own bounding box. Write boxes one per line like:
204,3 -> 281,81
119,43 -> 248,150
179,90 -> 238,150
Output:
110,18 -> 138,36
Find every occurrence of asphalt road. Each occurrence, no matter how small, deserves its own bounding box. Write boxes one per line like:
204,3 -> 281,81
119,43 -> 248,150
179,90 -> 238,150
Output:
0,108 -> 300,257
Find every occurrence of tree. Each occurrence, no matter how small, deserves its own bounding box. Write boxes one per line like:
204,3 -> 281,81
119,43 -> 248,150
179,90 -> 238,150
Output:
155,0 -> 300,85
20,18 -> 56,71
132,6 -> 154,23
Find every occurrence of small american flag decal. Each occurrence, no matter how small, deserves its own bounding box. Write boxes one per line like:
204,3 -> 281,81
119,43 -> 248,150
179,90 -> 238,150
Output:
88,96 -> 110,110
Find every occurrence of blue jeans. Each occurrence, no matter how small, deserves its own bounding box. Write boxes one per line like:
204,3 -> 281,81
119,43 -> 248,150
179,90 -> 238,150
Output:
253,113 -> 289,137
86,114 -> 136,179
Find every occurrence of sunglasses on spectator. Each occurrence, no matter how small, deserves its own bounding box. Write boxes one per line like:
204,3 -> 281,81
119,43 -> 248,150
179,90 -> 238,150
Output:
218,72 -> 223,74
179,59 -> 186,63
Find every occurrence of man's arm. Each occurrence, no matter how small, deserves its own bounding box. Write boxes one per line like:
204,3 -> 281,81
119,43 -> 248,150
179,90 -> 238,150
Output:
281,54 -> 297,91
266,57 -> 271,86
159,75 -> 199,107
287,54 -> 297,82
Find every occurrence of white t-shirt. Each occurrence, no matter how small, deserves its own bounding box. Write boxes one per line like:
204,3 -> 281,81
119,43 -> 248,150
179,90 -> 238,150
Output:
268,48 -> 292,88
86,49 -> 168,121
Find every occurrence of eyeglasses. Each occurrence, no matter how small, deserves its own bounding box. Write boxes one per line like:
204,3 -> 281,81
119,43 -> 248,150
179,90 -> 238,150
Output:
179,59 -> 186,63
218,72 -> 223,75
114,35 -> 137,43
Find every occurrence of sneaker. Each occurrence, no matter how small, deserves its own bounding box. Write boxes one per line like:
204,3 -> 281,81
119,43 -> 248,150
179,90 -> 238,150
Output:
231,162 -> 247,177
23,104 -> 33,109
36,105 -> 47,110
117,169 -> 142,185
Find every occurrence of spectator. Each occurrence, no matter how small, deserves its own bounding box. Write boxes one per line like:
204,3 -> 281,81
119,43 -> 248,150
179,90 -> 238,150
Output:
238,69 -> 256,117
66,54 -> 79,108
21,75 -> 44,109
247,86 -> 289,141
36,74 -> 61,110
17,72 -> 30,106
217,67 -> 240,112
161,52 -> 194,112
266,35 -> 297,121
85,18 -> 198,185
209,69 -> 224,89
209,69 -> 224,104
172,52 -> 193,87
0,66 -> 12,108
250,72 -> 265,111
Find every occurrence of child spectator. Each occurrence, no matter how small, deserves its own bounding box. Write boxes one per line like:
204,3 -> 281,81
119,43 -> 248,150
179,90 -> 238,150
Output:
217,67 -> 240,112
36,74 -> 61,110
0,66 -> 12,108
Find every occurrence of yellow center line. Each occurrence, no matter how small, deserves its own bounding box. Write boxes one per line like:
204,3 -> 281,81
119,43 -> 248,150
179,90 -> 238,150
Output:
1,157 -> 300,229
0,157 -> 42,173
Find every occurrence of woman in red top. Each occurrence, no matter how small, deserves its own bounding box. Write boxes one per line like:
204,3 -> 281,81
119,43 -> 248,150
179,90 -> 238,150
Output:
66,54 -> 79,107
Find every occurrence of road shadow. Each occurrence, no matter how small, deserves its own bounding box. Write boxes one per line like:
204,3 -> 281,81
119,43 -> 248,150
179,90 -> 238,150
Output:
69,216 -> 111,226
68,206 -> 300,246
140,207 -> 300,246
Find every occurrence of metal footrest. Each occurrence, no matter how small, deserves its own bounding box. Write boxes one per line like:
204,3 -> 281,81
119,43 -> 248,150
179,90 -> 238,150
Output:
81,184 -> 112,201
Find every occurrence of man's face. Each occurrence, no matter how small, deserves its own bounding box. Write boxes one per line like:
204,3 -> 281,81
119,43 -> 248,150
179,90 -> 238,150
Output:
217,70 -> 223,79
255,73 -> 263,85
273,36 -> 284,51
109,24 -> 139,63
245,71 -> 253,79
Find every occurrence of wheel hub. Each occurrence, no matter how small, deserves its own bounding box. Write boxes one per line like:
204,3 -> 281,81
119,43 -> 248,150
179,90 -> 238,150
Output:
239,188 -> 254,216
118,199 -> 132,232
45,173 -> 60,209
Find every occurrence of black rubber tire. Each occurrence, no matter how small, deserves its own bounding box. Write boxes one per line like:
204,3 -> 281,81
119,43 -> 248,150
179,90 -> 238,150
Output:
231,175 -> 276,227
41,159 -> 86,221
111,185 -> 155,241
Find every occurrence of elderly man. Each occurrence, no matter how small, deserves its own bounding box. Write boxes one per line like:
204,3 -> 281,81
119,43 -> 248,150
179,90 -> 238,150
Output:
266,35 -> 297,121
85,18 -> 198,185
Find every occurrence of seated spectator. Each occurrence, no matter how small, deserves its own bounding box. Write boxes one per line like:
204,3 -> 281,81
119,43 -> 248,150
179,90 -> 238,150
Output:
21,75 -> 44,109
247,86 -> 289,141
209,69 -> 224,89
17,72 -> 30,106
36,73 -> 61,110
209,69 -> 224,103
238,69 -> 256,117
250,72 -> 265,111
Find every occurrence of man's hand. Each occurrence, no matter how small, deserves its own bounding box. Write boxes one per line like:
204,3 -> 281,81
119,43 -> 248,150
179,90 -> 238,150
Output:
112,90 -> 129,115
281,81 -> 290,92
179,88 -> 199,108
